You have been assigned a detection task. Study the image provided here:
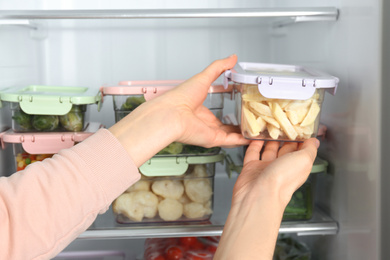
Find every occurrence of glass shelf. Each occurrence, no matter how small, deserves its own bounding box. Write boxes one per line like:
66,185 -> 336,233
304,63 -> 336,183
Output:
79,207 -> 337,240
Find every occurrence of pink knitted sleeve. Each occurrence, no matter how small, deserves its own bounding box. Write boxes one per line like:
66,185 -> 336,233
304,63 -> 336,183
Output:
0,128 -> 140,260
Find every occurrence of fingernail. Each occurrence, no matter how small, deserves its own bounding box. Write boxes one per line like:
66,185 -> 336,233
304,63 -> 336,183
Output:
228,54 -> 236,58
315,139 -> 320,148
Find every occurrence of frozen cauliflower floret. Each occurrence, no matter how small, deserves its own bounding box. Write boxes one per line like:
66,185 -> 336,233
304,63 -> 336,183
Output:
112,190 -> 158,222
192,164 -> 208,177
178,193 -> 192,204
183,202 -> 212,219
151,180 -> 184,199
125,180 -> 151,193
184,178 -> 212,203
158,198 -> 183,221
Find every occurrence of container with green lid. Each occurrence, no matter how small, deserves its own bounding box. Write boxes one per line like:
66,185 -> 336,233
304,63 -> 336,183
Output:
112,153 -> 224,224
0,85 -> 101,132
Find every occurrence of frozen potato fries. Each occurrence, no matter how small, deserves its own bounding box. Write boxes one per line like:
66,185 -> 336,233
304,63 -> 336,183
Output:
241,85 -> 321,141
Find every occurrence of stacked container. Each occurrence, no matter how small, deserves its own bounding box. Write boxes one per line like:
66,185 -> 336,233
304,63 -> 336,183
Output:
224,62 -> 339,142
103,80 -> 231,224
0,85 -> 102,171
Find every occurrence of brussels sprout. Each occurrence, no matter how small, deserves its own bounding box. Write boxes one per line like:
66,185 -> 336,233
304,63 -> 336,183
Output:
32,115 -> 59,131
182,145 -> 220,155
12,111 -> 32,130
59,111 -> 84,131
158,142 -> 184,155
121,96 -> 146,111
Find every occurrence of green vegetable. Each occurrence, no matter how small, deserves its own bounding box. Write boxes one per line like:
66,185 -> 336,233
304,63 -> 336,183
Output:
274,236 -> 311,260
12,111 -> 32,130
32,115 -> 59,131
121,96 -> 146,111
282,184 -> 312,220
182,145 -> 220,155
59,111 -> 84,131
158,142 -> 184,155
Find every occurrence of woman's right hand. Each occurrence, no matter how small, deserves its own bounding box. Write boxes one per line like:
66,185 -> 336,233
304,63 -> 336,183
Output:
214,138 -> 319,260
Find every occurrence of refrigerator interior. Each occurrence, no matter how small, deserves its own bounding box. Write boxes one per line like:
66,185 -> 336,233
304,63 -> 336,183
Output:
0,0 -> 383,259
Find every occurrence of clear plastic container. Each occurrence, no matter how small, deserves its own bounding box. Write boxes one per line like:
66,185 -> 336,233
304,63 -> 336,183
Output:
144,237 -> 219,260
0,85 -> 101,132
224,62 -> 339,142
0,123 -> 102,171
102,81 -> 232,156
112,154 -> 224,224
282,157 -> 328,221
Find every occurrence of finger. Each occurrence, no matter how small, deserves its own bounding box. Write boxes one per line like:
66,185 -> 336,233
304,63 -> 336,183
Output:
174,55 -> 238,108
243,140 -> 265,165
261,141 -> 280,161
297,138 -> 320,162
278,142 -> 298,157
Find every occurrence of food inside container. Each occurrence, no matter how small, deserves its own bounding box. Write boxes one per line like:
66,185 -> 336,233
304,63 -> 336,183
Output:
112,154 -> 223,223
102,80 -> 231,156
0,85 -> 101,132
274,236 -> 311,260
1,123 -> 102,171
144,236 -> 219,260
224,62 -> 339,142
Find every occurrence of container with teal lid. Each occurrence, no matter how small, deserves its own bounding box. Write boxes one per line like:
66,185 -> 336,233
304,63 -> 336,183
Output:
224,62 -> 339,142
102,80 -> 233,157
112,153 -> 224,224
0,85 -> 101,132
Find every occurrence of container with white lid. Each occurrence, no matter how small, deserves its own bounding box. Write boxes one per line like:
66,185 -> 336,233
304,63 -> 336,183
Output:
224,62 -> 339,142
0,85 -> 101,132
0,122 -> 102,171
102,80 -> 233,157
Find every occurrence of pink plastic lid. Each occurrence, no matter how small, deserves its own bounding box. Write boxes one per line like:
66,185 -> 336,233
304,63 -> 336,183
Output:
0,122 -> 102,154
102,80 -> 233,101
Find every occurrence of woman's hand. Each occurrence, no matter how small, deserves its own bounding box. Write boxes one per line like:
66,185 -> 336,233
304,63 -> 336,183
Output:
109,55 -> 250,167
214,138 -> 319,260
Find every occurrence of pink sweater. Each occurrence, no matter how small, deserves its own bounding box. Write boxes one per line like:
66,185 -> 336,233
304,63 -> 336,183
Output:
0,129 -> 141,260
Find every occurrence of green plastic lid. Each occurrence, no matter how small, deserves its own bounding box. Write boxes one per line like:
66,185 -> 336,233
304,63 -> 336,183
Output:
140,153 -> 225,177
0,85 -> 101,115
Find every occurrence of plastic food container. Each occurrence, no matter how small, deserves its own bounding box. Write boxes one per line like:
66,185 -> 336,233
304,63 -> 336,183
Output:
0,85 -> 101,132
224,62 -> 339,142
283,157 -> 328,221
102,80 -> 232,156
0,122 -> 102,171
144,237 -> 219,260
274,236 -> 311,260
112,153 -> 224,224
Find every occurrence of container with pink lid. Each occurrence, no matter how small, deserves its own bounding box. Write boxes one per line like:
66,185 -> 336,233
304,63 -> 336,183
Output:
102,80 -> 233,157
0,123 -> 102,171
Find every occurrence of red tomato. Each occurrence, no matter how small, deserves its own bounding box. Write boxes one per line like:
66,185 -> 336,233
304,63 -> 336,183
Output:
189,240 -> 205,250
179,237 -> 198,247
205,245 -> 217,253
166,246 -> 183,260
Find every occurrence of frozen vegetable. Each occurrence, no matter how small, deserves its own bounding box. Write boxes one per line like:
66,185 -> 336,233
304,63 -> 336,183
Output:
151,180 -> 184,200
183,202 -> 212,219
12,111 -> 32,130
121,96 -> 146,111
242,85 -> 321,140
274,236 -> 311,260
283,183 -> 312,220
112,190 -> 159,222
16,153 -> 52,171
157,142 -> 184,155
157,198 -> 183,221
59,111 -> 84,131
184,178 -> 212,203
32,115 -> 59,131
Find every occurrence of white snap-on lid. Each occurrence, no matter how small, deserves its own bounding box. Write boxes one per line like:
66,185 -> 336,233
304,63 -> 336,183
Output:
224,62 -> 339,100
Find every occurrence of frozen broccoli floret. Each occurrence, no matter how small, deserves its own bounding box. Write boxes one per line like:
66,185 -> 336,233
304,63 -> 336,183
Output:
32,115 -> 59,131
12,111 -> 32,130
59,111 -> 84,131
158,142 -> 184,155
121,96 -> 146,111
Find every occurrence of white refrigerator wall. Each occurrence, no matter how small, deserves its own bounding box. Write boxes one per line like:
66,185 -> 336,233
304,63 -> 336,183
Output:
0,0 -> 384,259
